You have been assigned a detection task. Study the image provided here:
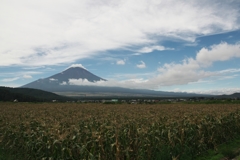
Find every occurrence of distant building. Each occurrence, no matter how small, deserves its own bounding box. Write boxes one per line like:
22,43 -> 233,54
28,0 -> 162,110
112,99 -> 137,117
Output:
111,99 -> 118,102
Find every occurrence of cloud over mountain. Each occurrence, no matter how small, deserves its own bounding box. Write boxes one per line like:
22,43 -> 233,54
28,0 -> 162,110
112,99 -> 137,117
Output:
67,42 -> 240,92
1,1 -> 240,95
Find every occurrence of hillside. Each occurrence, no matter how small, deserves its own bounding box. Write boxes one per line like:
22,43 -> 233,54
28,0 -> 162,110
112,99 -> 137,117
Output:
21,67 -> 209,98
215,93 -> 240,99
0,87 -> 74,102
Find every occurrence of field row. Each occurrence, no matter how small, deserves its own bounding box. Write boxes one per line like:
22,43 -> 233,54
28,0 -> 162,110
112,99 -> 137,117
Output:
1,103 -> 240,159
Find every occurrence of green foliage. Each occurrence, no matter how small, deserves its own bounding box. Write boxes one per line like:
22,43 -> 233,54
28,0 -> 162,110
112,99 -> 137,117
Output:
0,86 -> 74,102
197,136 -> 240,159
0,147 -> 18,160
0,87 -> 39,102
221,148 -> 235,158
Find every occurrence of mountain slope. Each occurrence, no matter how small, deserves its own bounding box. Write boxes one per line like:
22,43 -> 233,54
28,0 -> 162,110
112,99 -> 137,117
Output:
0,87 -> 74,102
21,67 -> 208,98
215,93 -> 240,99
22,67 -> 105,89
48,67 -> 106,83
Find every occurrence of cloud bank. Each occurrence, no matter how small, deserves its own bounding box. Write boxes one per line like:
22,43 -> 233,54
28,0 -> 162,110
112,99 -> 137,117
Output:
1,0 -> 240,66
174,88 -> 240,95
65,42 -> 240,93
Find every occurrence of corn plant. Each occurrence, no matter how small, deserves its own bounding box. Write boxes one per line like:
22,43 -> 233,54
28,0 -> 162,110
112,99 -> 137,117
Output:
1,103 -> 240,159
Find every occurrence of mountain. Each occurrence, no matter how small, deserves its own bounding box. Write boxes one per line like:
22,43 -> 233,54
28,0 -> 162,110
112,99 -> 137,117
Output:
22,67 -> 105,89
215,93 -> 240,99
0,86 -> 74,102
21,67 -> 208,98
48,67 -> 106,83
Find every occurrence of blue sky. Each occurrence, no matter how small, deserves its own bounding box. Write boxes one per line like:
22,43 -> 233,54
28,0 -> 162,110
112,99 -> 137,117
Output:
1,0 -> 240,95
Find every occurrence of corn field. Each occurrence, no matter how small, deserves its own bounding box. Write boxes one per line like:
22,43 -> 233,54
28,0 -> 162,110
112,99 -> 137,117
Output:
1,102 -> 240,160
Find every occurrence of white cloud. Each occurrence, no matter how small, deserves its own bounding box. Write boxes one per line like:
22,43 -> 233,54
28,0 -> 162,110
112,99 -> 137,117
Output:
135,45 -> 174,55
2,77 -> 20,82
23,75 -> 32,79
0,71 -> 41,77
0,1 -> 239,66
218,68 -> 240,74
196,42 -> 240,66
116,59 -> 125,65
176,88 -> 240,95
150,42 -> 240,87
67,78 -> 240,95
136,61 -> 146,68
155,58 -> 212,86
66,42 -> 240,90
22,66 -> 45,70
68,78 -> 149,89
49,78 -> 58,81
60,81 -> 67,85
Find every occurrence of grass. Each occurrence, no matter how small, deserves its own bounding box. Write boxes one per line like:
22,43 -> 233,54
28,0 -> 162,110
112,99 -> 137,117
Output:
0,147 -> 17,160
197,137 -> 240,160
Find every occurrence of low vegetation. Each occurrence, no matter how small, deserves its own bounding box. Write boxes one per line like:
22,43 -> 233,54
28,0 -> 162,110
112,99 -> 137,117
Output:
196,137 -> 240,160
1,103 -> 240,159
0,87 -> 74,102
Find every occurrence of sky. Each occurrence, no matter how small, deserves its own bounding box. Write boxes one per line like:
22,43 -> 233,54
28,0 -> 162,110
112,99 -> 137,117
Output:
1,0 -> 240,95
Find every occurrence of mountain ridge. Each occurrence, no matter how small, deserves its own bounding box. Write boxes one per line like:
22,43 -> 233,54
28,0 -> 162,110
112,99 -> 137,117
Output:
215,93 -> 240,99
51,67 -> 106,83
0,86 -> 74,102
21,67 -> 209,98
